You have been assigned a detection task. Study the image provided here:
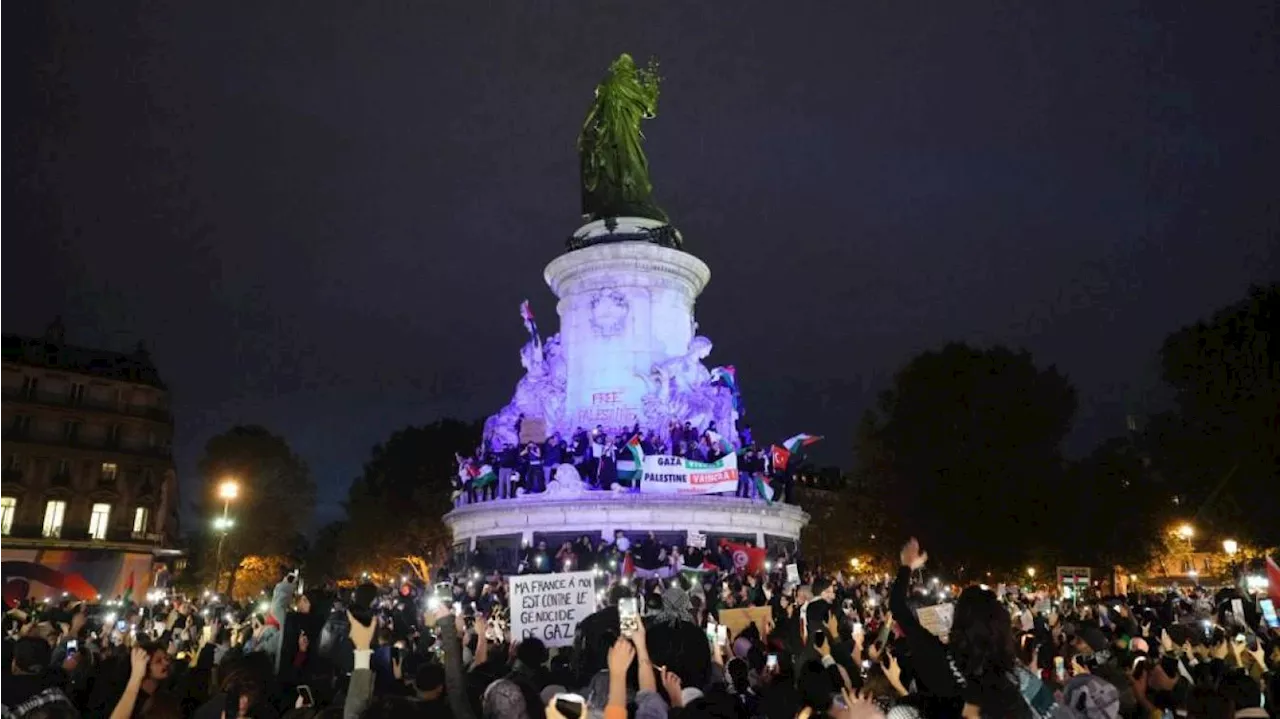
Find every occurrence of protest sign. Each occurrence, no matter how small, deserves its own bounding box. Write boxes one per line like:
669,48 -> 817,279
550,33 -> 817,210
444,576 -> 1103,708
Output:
719,606 -> 772,642
917,603 -> 955,639
509,570 -> 597,648
785,563 -> 800,587
688,531 -> 707,549
614,453 -> 739,495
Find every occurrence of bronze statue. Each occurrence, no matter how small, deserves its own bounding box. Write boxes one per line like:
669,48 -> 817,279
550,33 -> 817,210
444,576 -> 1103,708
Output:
577,54 -> 668,224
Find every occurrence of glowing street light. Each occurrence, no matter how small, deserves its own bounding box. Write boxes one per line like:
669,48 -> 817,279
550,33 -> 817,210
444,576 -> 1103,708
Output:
219,480 -> 240,501
849,558 -> 861,569
1026,567 -> 1036,579
1222,539 -> 1238,556
1177,524 -> 1194,540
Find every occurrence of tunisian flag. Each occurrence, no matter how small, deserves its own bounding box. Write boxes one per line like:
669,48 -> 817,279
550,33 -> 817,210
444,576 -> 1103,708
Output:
722,541 -> 767,575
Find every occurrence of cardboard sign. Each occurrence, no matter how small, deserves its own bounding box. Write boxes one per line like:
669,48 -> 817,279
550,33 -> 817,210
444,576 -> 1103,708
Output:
509,571 -> 597,648
917,603 -> 955,639
687,531 -> 707,549
718,606 -> 773,642
519,418 -> 548,444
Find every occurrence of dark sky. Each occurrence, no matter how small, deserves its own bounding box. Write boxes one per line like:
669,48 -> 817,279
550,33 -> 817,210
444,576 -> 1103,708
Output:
7,2 -> 1277,527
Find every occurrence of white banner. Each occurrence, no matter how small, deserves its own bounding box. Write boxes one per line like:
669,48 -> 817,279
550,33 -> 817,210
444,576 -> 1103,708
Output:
509,570 -> 598,648
616,453 -> 740,495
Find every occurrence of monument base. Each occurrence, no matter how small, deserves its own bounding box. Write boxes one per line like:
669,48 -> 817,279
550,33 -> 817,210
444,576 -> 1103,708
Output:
444,492 -> 809,574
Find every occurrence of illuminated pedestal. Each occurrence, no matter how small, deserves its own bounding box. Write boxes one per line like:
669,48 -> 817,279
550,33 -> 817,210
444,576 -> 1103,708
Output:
544,221 -> 711,430
444,493 -> 809,569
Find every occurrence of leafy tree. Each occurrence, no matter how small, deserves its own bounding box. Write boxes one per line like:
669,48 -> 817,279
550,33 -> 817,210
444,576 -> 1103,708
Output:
336,419 -> 482,581
1155,283 -> 1279,544
196,425 -> 315,596
1061,437 -> 1171,570
855,343 -> 1076,574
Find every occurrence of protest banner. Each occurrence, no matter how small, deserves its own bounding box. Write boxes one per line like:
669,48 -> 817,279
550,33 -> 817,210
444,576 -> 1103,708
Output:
614,453 -> 739,495
785,563 -> 800,587
509,570 -> 598,648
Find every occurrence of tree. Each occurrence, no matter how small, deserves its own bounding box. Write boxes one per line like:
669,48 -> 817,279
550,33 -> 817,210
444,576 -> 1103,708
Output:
855,343 -> 1076,573
336,419 -> 482,581
1062,437 -> 1171,570
196,425 -> 315,597
1155,283 -> 1279,545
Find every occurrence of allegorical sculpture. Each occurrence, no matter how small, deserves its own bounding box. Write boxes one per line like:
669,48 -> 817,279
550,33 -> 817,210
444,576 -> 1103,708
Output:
482,53 -> 739,453
578,53 -> 667,224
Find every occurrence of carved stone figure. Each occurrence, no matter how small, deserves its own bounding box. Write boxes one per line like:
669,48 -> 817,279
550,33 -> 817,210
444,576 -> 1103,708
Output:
638,336 -> 738,439
578,53 -> 667,223
484,334 -> 568,450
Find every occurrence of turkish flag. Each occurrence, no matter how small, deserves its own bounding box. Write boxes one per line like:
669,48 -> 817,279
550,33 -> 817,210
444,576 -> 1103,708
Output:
723,541 -> 767,575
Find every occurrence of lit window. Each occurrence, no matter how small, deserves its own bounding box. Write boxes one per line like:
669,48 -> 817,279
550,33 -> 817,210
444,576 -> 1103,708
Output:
0,497 -> 15,536
89,503 -> 111,540
101,463 -> 118,481
42,501 -> 67,538
133,507 -> 149,534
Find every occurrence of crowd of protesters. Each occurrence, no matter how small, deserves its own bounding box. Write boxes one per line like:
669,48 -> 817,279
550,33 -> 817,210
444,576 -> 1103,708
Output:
5,535 -> 1278,718
455,419 -> 792,505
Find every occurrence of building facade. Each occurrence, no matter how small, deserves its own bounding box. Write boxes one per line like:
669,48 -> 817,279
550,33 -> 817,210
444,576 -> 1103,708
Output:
1,320 -> 180,602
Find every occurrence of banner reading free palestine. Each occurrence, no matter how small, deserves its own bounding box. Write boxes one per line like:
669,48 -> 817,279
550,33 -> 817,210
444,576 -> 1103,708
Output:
616,452 -> 739,495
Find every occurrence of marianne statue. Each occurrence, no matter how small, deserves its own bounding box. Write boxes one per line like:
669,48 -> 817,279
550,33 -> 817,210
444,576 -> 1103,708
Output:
578,54 -> 668,224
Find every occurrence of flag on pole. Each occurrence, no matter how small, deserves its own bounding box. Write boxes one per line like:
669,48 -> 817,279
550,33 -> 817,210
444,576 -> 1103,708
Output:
782,433 -> 822,453
1266,556 -> 1280,605
711,365 -> 745,417
122,570 -> 135,605
519,300 -> 538,339
618,435 -> 645,486
769,445 -> 792,472
753,474 -> 774,505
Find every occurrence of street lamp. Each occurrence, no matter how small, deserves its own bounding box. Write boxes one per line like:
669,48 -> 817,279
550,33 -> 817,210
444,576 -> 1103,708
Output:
849,558 -> 861,569
214,478 -> 240,594
1026,567 -> 1037,579
1177,524 -> 1194,540
1222,539 -> 1238,557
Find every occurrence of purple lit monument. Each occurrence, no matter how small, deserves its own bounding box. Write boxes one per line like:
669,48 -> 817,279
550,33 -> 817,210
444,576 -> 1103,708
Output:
446,54 -> 807,562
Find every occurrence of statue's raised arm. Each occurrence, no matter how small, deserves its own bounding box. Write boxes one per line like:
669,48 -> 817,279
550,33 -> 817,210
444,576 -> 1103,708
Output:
577,53 -> 667,224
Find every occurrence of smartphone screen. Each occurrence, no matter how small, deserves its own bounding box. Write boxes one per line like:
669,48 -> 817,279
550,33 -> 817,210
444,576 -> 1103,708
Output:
704,622 -> 717,644
1260,599 -> 1280,629
1053,656 -> 1066,682
766,653 -> 778,670
715,624 -> 728,645
66,640 -> 78,652
618,598 -> 639,636
115,620 -> 128,633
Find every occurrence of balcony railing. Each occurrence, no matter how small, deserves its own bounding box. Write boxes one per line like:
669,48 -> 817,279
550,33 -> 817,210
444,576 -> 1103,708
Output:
1,431 -> 172,460
2,388 -> 172,423
5,523 -> 165,546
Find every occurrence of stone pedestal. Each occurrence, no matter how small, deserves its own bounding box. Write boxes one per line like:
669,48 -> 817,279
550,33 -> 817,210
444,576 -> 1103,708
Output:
544,220 -> 711,430
445,493 -> 810,550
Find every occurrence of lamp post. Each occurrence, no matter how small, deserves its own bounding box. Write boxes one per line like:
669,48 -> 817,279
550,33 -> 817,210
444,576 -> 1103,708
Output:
1223,539 -> 1239,586
213,479 -> 239,594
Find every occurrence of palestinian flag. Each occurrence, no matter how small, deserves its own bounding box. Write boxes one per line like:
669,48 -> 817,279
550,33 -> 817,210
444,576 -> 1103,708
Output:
519,300 -> 538,338
771,433 -> 822,472
469,464 -> 498,489
782,433 -> 822,453
122,570 -> 135,605
753,474 -> 774,505
711,365 -> 745,416
618,435 -> 644,486
1267,556 -> 1280,605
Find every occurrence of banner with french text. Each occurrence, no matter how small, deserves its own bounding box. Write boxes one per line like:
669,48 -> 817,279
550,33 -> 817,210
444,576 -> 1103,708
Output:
617,453 -> 740,495
509,570 -> 598,648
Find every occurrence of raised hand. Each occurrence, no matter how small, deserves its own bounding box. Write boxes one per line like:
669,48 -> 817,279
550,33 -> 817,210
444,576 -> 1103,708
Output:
608,636 -> 636,675
899,538 -> 928,570
660,667 -> 683,707
129,646 -> 150,682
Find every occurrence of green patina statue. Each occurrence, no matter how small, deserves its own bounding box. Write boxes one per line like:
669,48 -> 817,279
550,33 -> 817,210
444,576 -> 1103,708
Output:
578,53 -> 668,224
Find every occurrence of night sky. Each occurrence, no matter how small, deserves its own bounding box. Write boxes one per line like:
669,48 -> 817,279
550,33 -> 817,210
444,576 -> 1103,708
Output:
7,2 -> 1277,527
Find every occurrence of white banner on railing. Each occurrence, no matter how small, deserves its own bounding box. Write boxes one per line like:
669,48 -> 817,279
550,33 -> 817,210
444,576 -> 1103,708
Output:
616,453 -> 740,495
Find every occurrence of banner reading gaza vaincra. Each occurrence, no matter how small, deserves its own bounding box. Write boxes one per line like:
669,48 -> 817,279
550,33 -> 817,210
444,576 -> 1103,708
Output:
617,453 -> 739,494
